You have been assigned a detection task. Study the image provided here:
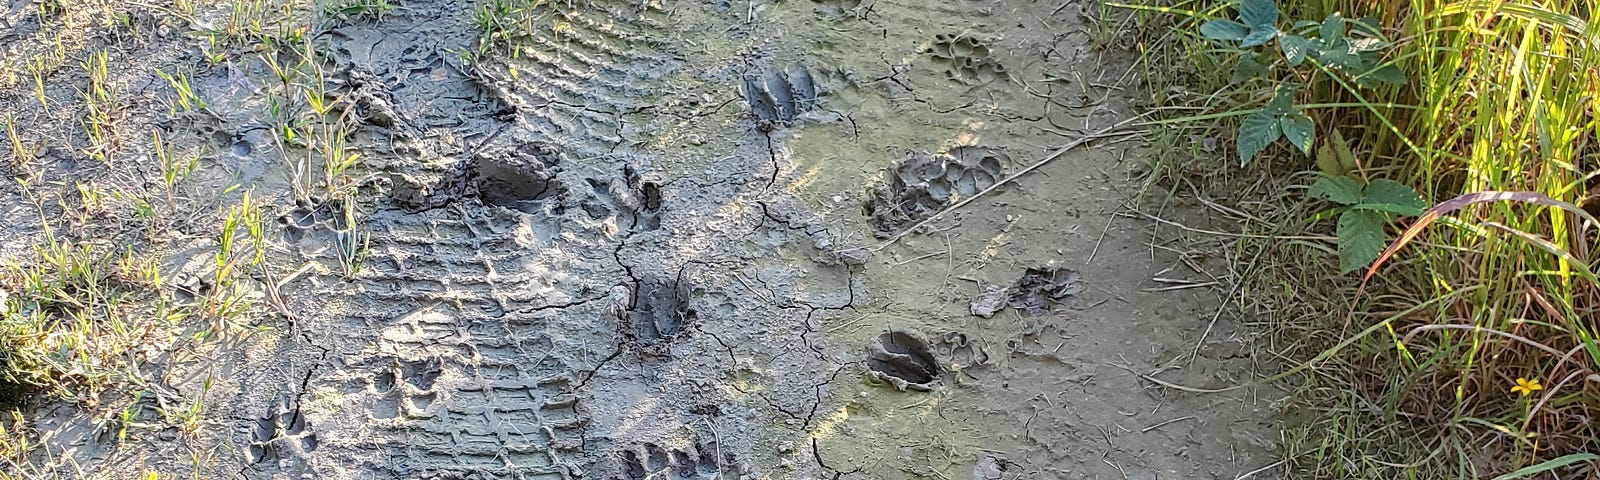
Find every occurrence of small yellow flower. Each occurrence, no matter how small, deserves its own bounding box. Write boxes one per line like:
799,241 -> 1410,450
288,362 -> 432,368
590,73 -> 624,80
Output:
1511,377 -> 1544,396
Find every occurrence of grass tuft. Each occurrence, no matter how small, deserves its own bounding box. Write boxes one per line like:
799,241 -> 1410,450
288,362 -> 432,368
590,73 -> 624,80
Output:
1135,0 -> 1600,477
0,233 -> 168,403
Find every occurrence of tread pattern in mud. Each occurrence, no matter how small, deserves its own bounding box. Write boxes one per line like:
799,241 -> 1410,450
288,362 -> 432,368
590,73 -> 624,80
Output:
269,0 -> 863,477
337,2 -> 671,213
298,1 -> 740,478
311,209 -> 608,478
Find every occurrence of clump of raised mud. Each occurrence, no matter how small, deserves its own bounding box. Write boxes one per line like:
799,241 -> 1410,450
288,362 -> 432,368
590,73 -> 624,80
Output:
971,267 -> 1086,317
469,141 -> 565,214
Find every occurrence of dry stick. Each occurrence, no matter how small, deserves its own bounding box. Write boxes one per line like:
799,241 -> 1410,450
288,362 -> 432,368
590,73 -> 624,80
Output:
1084,211 -> 1116,264
1400,324 -> 1567,357
1140,415 -> 1195,433
847,118 -> 1145,255
1137,210 -> 1334,241
1233,460 -> 1287,480
1185,245 -> 1262,368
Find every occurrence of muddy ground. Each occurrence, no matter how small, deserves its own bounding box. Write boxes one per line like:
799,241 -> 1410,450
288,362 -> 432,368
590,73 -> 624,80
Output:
0,0 -> 1284,478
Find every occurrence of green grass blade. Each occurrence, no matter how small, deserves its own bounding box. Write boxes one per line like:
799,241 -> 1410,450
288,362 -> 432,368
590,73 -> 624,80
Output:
1488,453 -> 1599,480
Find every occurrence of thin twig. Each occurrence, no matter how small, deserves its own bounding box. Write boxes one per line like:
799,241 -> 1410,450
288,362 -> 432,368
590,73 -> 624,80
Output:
1187,242 -> 1266,367
891,250 -> 947,266
1143,281 -> 1218,292
1137,211 -> 1333,241
841,117 -> 1145,255
1233,460 -> 1286,480
1400,324 -> 1566,357
1085,209 -> 1117,264
1140,415 -> 1195,433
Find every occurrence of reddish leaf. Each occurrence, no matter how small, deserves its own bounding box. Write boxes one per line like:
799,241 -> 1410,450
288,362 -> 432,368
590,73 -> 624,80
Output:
1354,191 -> 1600,302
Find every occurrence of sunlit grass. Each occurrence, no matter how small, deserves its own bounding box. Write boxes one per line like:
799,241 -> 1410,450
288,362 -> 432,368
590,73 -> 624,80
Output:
1136,0 -> 1600,477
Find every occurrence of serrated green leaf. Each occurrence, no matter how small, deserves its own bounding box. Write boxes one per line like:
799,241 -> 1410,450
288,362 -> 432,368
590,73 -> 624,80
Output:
1241,28 -> 1278,48
1265,87 -> 1295,115
1201,19 -> 1250,41
1280,111 -> 1315,155
1338,209 -> 1385,273
1318,48 -> 1364,72
1278,34 -> 1313,65
1319,12 -> 1345,42
1360,179 -> 1427,213
1231,56 -> 1267,84
1315,142 -> 1344,176
1309,175 -> 1362,205
1331,129 -> 1357,172
1239,0 -> 1279,30
1290,20 -> 1320,32
1238,110 -> 1281,164
1364,64 -> 1407,85
1350,203 -> 1426,216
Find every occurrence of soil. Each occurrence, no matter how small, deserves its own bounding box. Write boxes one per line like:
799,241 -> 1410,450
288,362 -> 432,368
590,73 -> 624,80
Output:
0,0 -> 1284,479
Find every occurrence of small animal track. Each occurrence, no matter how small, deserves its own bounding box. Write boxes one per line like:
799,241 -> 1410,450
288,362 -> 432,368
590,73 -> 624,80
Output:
864,146 -> 1007,235
866,331 -> 940,391
937,331 -> 990,371
581,166 -> 663,234
928,33 -> 1008,84
614,440 -> 725,480
741,64 -> 819,130
625,276 -> 696,351
245,395 -> 319,466
367,356 -> 445,420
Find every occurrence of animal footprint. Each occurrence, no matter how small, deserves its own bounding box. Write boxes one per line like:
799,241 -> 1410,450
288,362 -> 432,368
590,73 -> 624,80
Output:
616,441 -> 723,479
928,34 -> 1008,85
741,64 -> 819,130
938,331 -> 990,371
471,139 -> 565,214
369,357 -> 443,420
245,395 -> 319,465
579,166 -> 664,234
866,331 -> 941,391
623,276 -> 696,354
864,146 -> 1008,235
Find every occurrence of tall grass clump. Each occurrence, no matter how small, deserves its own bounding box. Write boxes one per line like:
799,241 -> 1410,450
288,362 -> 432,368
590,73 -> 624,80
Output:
0,234 -> 174,403
1132,0 -> 1600,477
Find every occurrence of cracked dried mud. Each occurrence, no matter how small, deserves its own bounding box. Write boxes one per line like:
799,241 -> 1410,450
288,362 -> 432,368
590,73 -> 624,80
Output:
0,0 -> 1284,478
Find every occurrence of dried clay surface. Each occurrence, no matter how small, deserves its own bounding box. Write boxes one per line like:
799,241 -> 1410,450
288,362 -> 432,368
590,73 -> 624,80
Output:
0,0 -> 1284,479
